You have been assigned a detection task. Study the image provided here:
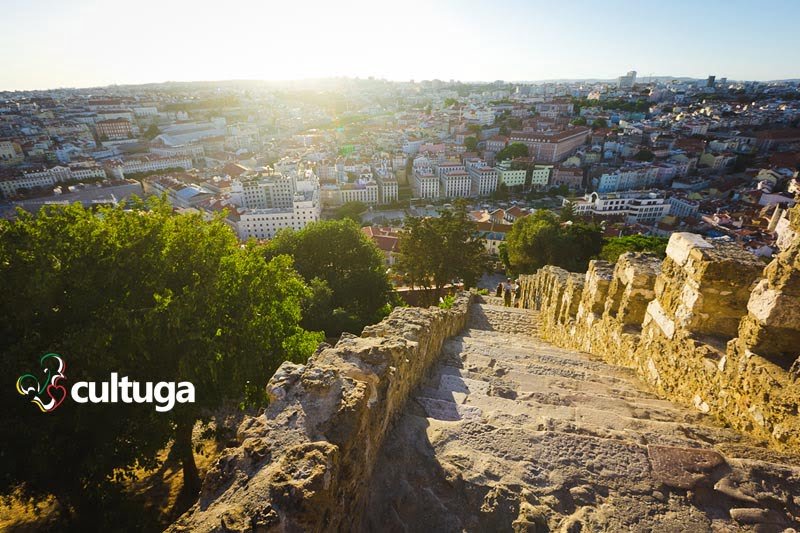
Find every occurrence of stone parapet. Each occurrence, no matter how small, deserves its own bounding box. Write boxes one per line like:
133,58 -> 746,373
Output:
169,293 -> 473,533
517,216 -> 800,452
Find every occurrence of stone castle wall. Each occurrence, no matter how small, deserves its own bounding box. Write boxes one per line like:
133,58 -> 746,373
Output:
517,205 -> 800,453
169,293 -> 473,533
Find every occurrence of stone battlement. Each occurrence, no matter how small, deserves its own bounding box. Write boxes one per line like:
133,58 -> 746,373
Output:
517,205 -> 800,452
168,293 -> 473,533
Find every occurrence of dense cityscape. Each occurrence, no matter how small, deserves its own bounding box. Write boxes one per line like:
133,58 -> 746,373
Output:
1,72 -> 798,264
3,0 -> 800,530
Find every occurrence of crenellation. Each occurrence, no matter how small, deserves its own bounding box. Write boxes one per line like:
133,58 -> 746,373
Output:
606,252 -> 661,328
517,208 -> 800,453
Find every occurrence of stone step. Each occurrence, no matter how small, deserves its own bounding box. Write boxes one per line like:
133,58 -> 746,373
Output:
466,303 -> 539,335
418,376 -> 727,446
364,299 -> 800,531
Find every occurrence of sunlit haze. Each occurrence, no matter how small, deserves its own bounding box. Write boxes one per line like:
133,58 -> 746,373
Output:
2,0 -> 799,90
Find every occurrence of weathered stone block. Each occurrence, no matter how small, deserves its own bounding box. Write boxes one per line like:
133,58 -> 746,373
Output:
653,234 -> 763,340
605,252 -> 661,327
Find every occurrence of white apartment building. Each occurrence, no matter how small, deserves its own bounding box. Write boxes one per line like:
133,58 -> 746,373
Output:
530,165 -> 553,190
339,181 -> 379,205
496,161 -> 526,188
435,162 -> 466,178
108,156 -> 192,178
595,163 -> 679,193
380,179 -> 398,204
231,177 -> 295,209
0,172 -> 57,197
462,108 -> 495,126
567,191 -> 671,224
667,196 -> 700,218
413,168 -> 440,198
468,164 -> 498,197
0,163 -> 107,197
233,190 -> 321,240
150,144 -> 205,160
318,180 -> 379,207
373,167 -> 398,204
440,171 -> 472,198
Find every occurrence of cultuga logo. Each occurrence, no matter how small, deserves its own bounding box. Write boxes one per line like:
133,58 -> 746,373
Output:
16,353 -> 67,413
16,354 -> 195,413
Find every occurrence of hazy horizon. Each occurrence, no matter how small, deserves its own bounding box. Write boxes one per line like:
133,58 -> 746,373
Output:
2,0 -> 799,92
3,73 -> 799,94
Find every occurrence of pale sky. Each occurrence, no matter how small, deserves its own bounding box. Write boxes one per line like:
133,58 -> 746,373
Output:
1,0 -> 798,91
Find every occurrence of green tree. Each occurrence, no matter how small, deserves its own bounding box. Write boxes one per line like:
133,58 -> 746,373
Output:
560,201 -> 576,222
144,123 -> 161,140
571,116 -> 587,126
491,182 -> 509,201
633,149 -> 655,162
598,234 -> 668,262
396,202 -> 489,305
264,219 -> 393,336
464,136 -> 478,151
591,118 -> 608,129
334,201 -> 367,222
0,198 -> 320,530
506,210 -> 602,273
495,142 -> 529,162
444,97 -> 457,107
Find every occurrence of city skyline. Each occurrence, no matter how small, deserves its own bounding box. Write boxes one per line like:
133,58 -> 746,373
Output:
2,0 -> 799,91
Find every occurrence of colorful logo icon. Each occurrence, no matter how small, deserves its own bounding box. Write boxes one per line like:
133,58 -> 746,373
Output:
16,353 -> 67,413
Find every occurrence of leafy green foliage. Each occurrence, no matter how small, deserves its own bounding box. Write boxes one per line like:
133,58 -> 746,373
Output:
438,295 -> 456,309
571,116 -> 588,126
264,219 -> 393,337
591,118 -> 608,129
333,201 -> 367,222
0,198 -> 319,529
144,124 -> 161,140
505,210 -> 603,273
494,142 -> 528,162
396,202 -> 489,305
464,136 -> 478,151
633,149 -> 655,162
598,234 -> 668,262
491,182 -> 509,201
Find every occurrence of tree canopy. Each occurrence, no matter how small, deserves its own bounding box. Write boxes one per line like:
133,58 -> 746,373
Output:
598,234 -> 668,263
264,219 -> 393,337
396,203 -> 489,305
333,201 -> 367,222
0,198 -> 320,530
464,136 -> 478,151
144,124 -> 161,140
505,210 -> 603,273
494,142 -> 529,162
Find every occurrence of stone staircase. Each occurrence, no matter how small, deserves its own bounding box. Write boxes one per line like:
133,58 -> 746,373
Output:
363,301 -> 800,532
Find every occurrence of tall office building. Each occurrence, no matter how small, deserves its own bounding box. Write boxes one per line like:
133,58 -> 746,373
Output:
617,70 -> 637,89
